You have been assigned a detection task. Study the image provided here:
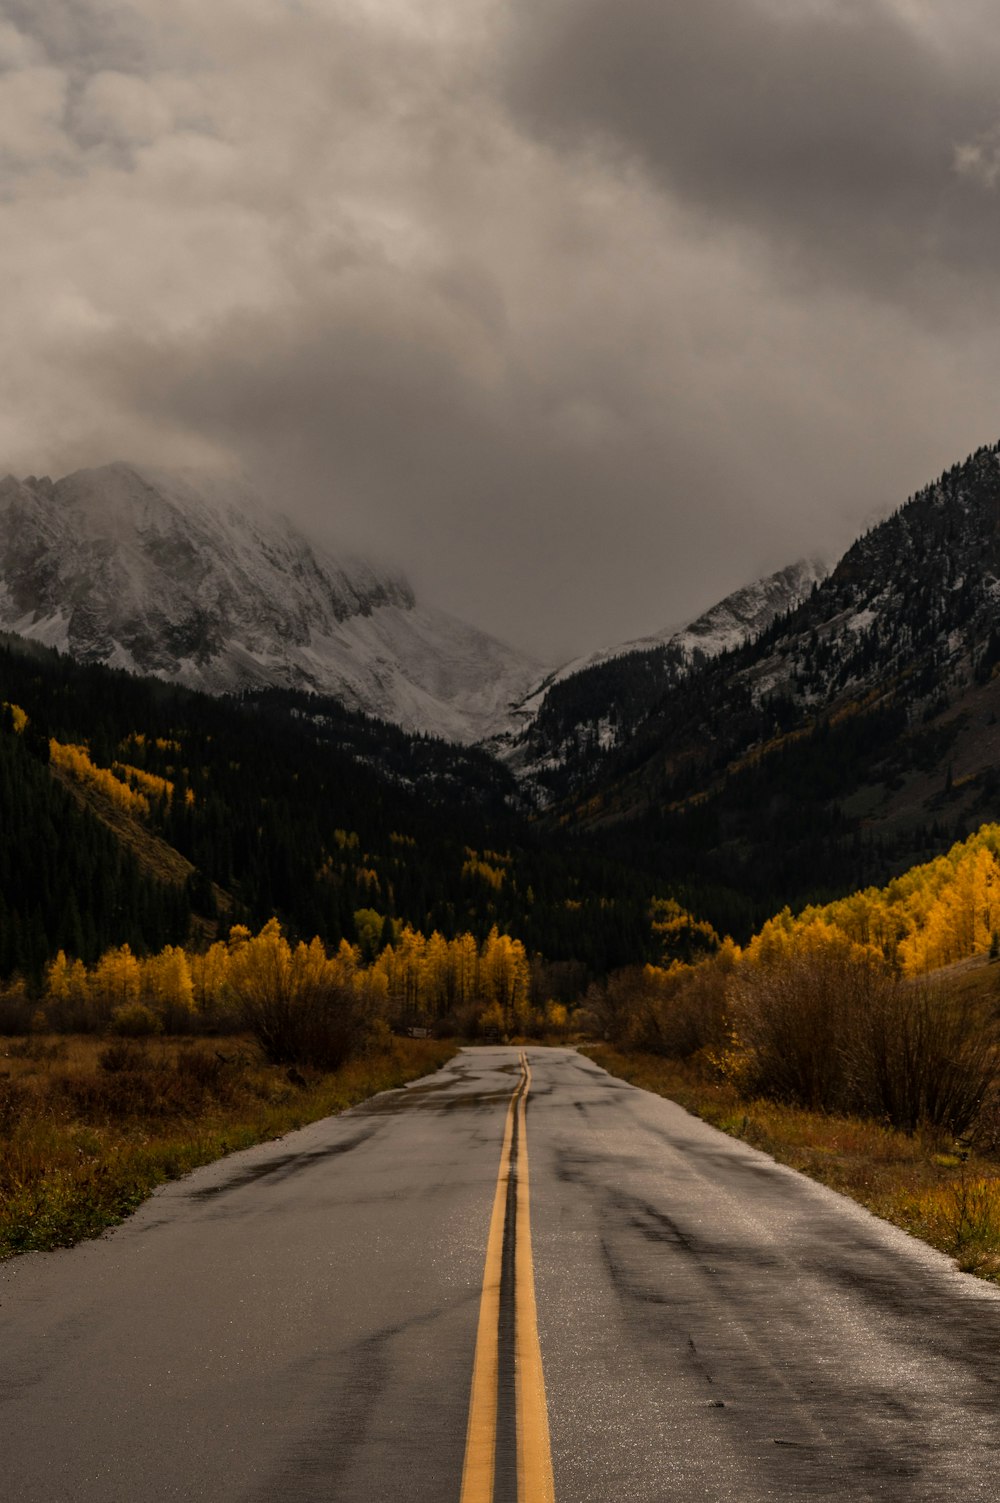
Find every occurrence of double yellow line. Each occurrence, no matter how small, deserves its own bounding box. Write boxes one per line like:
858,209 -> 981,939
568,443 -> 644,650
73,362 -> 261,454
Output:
460,1051 -> 555,1503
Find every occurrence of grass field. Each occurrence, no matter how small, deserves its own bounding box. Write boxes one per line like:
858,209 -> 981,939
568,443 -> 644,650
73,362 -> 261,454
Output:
587,1045 -> 1000,1281
0,1034 -> 456,1258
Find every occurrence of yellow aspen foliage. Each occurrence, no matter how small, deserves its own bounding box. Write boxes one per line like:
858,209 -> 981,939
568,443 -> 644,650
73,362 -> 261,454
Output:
353,908 -> 384,960
90,943 -> 142,1018
461,852 -> 506,890
332,938 -> 363,983
45,950 -> 74,1003
40,916 -> 545,1041
112,763 -> 176,804
50,740 -> 151,817
741,824 -> 1000,977
2,702 -> 28,732
189,941 -> 232,1015
142,945 -> 196,1026
544,1000 -> 569,1033
452,932 -> 479,1007
424,931 -> 452,1013
480,927 -> 531,1028
650,898 -> 720,965
478,1000 -> 506,1037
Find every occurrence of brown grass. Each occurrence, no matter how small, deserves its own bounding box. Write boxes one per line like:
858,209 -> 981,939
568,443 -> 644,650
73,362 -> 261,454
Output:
0,1034 -> 456,1258
586,1045 -> 1000,1281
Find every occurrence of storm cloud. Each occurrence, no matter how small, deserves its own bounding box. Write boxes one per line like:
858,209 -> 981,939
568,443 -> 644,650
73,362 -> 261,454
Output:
2,1 -> 1000,658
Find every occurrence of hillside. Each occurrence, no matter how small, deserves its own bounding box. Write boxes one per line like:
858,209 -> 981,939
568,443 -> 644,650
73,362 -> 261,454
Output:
0,634 -> 656,980
0,464 -> 542,744
493,557 -> 827,798
548,443 -> 1000,934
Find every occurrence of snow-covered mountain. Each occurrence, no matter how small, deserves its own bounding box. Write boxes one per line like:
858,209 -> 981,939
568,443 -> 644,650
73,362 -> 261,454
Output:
490,556 -> 828,794
668,557 -> 828,663
0,463 -> 543,744
511,557 -> 826,724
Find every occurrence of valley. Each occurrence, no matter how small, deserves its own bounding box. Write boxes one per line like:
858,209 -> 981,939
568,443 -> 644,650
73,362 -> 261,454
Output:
3,444 -> 1000,1501
7,4 -> 1000,1496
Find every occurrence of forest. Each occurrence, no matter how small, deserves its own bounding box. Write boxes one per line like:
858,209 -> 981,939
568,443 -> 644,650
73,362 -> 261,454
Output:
0,633 -> 659,983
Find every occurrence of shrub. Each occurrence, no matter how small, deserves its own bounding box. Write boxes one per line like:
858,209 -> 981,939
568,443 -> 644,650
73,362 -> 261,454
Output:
727,938 -> 999,1133
597,955 -> 730,1058
854,980 -> 997,1137
227,922 -> 370,1068
97,1038 -> 152,1074
110,1003 -> 163,1037
0,980 -> 34,1036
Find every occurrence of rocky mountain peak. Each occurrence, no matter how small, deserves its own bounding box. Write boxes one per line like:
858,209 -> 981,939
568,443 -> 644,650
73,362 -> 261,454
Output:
0,462 -> 540,743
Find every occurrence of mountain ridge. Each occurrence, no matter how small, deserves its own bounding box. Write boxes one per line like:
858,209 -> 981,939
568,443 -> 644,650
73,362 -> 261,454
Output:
562,441 -> 1000,846
490,555 -> 828,798
0,463 -> 543,745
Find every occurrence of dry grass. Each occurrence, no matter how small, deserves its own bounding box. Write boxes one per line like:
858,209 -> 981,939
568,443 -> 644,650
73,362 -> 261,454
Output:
0,1034 -> 455,1258
586,1045 -> 1000,1281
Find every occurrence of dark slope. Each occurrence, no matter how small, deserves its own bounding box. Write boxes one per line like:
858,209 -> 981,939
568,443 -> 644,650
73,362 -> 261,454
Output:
552,442 -> 1000,933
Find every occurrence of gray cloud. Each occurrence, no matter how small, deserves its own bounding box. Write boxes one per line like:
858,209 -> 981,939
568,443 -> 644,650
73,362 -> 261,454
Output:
2,2 -> 1000,659
1,0 -> 156,82
505,0 -> 1000,320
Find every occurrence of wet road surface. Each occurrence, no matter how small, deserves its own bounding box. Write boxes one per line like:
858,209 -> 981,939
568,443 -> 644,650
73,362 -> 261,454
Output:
3,1046 -> 1000,1500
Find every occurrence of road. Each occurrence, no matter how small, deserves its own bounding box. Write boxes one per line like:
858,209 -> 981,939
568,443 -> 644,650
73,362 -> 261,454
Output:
3,1046 -> 1000,1501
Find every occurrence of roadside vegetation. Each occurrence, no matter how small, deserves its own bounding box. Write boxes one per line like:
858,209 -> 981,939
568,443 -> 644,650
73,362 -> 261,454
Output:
0,913 -> 578,1261
585,924 -> 1000,1279
8,797 -> 1000,1275
0,1033 -> 454,1259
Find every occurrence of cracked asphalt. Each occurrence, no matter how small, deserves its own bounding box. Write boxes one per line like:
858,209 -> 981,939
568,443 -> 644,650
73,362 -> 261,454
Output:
3,1047 -> 1000,1501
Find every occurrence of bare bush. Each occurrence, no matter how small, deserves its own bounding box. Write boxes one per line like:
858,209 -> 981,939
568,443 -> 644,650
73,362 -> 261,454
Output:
853,980 -> 997,1137
597,958 -> 730,1058
0,979 -> 34,1035
729,942 -> 999,1133
727,944 -> 884,1111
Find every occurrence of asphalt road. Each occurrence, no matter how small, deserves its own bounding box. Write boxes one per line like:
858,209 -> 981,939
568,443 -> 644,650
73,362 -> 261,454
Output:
3,1046 -> 1000,1501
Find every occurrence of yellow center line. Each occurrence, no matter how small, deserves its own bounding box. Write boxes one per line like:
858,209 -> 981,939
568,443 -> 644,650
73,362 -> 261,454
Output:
459,1051 -> 555,1503
515,1052 -> 556,1503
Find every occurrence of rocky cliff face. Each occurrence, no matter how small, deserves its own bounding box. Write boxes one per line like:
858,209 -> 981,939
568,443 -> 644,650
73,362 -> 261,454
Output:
0,463 -> 542,744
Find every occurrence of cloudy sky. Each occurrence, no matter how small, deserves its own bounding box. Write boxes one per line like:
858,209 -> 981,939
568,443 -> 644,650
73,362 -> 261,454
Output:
3,0 -> 1000,660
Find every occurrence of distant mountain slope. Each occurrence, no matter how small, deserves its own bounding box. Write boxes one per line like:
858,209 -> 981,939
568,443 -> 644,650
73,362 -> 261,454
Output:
494,556 -> 827,796
548,443 -> 1000,928
670,558 -> 829,663
0,464 -> 543,744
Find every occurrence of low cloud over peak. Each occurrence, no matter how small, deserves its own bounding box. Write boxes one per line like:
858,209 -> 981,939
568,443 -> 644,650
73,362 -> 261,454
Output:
2,1 -> 1000,658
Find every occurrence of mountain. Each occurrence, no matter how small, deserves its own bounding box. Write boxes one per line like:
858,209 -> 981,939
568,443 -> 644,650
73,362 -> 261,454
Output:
668,557 -> 830,663
547,441 -> 1000,933
492,556 -> 827,797
0,464 -> 543,745
7,439 -> 1000,974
